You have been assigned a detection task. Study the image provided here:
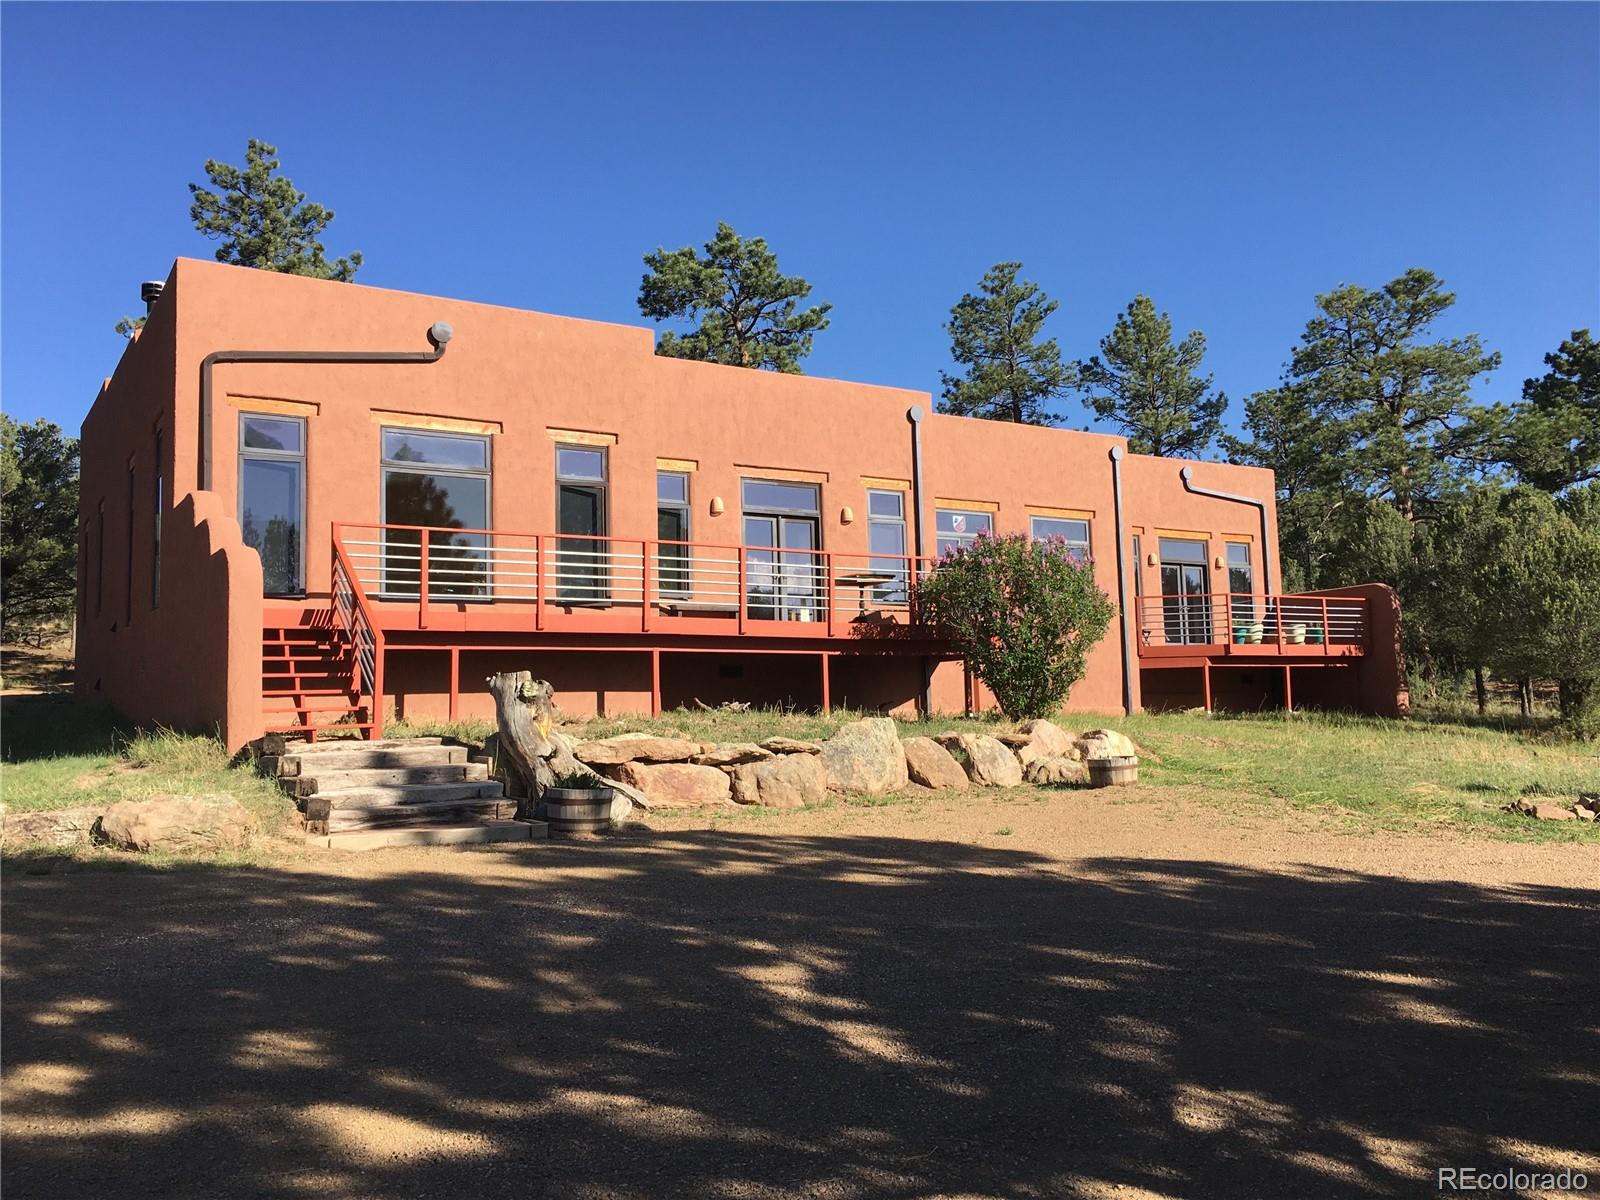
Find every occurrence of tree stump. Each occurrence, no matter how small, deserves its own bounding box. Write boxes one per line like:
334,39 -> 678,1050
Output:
485,671 -> 582,813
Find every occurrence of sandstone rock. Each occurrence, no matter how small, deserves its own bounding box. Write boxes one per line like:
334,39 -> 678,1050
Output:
1574,806 -> 1595,822
1,806 -> 101,848
1532,803 -> 1575,821
1015,719 -> 1078,766
98,795 -> 254,854
1075,729 -> 1140,761
573,733 -> 701,765
1024,755 -> 1089,786
695,742 -> 774,768
901,737 -> 970,790
606,762 -> 732,807
760,737 -> 823,755
821,718 -> 909,794
944,734 -> 1024,787
728,754 -> 827,808
995,732 -> 1033,749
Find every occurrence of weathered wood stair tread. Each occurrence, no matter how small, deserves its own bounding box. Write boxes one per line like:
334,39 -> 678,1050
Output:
313,820 -> 545,851
312,780 -> 505,810
298,763 -> 490,789
324,799 -> 512,831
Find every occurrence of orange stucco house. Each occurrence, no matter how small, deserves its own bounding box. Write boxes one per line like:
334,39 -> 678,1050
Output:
75,259 -> 1406,751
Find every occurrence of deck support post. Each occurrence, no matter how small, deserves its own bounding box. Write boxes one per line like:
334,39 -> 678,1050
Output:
1202,659 -> 1213,712
1283,664 -> 1294,712
650,649 -> 661,717
820,653 -> 831,714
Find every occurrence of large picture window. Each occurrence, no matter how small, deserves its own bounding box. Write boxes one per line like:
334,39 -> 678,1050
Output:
742,479 -> 821,621
1030,515 -> 1091,562
239,414 -> 305,596
1226,541 -> 1255,625
936,507 -> 993,556
381,428 -> 491,598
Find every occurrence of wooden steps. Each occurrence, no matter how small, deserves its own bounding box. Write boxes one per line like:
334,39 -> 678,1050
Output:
262,736 -> 527,847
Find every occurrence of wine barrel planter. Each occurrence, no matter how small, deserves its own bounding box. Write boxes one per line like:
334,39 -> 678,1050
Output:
543,786 -> 617,836
1087,756 -> 1139,787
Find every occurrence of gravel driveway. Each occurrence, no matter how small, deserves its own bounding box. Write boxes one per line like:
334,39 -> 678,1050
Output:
4,789 -> 1596,1199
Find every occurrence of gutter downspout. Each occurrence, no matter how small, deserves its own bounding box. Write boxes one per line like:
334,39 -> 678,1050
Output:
199,322 -> 454,491
1179,465 -> 1273,595
908,405 -> 932,717
1109,447 -> 1135,716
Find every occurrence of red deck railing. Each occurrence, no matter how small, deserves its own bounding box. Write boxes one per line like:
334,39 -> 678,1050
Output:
1136,592 -> 1368,658
332,522 -> 944,639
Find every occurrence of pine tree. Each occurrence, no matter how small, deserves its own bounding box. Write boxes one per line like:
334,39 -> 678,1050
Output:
939,262 -> 1074,425
638,223 -> 830,373
1078,295 -> 1226,457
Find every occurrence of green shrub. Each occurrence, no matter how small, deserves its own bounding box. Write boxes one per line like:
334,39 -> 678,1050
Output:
915,532 -> 1116,719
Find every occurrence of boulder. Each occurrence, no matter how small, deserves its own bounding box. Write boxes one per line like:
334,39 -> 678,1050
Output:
901,737 -> 970,790
1024,755 -> 1089,787
944,734 -> 1024,788
821,718 -> 909,794
695,742 -> 774,768
1,807 -> 101,848
599,773 -> 651,812
572,733 -> 701,765
1074,729 -> 1140,761
605,762 -> 732,807
1015,719 -> 1079,767
1532,804 -> 1576,821
1574,807 -> 1595,822
98,795 -> 254,854
994,733 -> 1033,749
761,737 -> 823,755
728,754 -> 828,808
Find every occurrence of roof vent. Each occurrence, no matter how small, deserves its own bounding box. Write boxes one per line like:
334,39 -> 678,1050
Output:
141,281 -> 165,313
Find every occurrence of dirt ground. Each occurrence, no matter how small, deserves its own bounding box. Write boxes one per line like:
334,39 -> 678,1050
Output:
3,788 -> 1596,1200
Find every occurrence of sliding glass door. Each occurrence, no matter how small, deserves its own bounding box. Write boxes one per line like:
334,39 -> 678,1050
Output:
1159,538 -> 1212,645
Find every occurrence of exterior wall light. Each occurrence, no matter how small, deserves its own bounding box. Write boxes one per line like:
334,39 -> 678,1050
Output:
841,505 -> 854,525
710,496 -> 725,516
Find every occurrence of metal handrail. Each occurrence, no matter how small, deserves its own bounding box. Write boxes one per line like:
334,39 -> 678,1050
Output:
1136,591 -> 1367,650
331,536 -> 387,735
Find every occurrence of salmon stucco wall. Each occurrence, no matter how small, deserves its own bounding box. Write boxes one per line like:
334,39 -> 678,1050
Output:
74,266 -> 264,750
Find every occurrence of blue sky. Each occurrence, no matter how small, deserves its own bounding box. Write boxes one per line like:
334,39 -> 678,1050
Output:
3,2 -> 1596,446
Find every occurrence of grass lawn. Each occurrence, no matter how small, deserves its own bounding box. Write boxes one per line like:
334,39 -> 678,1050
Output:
3,689 -> 1596,854
0,695 -> 296,847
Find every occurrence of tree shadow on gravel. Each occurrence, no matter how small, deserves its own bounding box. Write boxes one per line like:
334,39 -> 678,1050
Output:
2,833 -> 1595,1199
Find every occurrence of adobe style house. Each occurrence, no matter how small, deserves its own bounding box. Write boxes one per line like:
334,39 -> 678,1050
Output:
75,259 -> 1406,751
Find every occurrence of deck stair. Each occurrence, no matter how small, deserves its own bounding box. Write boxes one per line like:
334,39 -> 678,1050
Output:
261,623 -> 370,740
261,737 -> 544,849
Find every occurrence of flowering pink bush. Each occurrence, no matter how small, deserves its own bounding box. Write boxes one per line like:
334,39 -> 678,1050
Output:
916,532 -> 1116,719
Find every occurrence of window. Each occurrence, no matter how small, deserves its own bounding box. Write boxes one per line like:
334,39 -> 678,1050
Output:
742,479 -> 821,621
125,461 -> 136,624
936,507 -> 993,556
1227,541 -> 1255,625
240,414 -> 306,596
866,489 -> 908,603
1132,534 -> 1143,597
657,471 -> 691,598
1159,538 -> 1212,646
95,500 -> 105,617
151,429 -> 163,609
381,428 -> 491,598
556,445 -> 608,603
1030,515 -> 1091,562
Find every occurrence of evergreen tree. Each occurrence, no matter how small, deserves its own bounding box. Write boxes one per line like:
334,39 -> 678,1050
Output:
638,223 -> 830,373
1502,329 -> 1599,492
939,262 -> 1075,425
1229,269 -> 1500,523
188,138 -> 363,280
1,417 -> 80,644
1078,295 -> 1226,456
